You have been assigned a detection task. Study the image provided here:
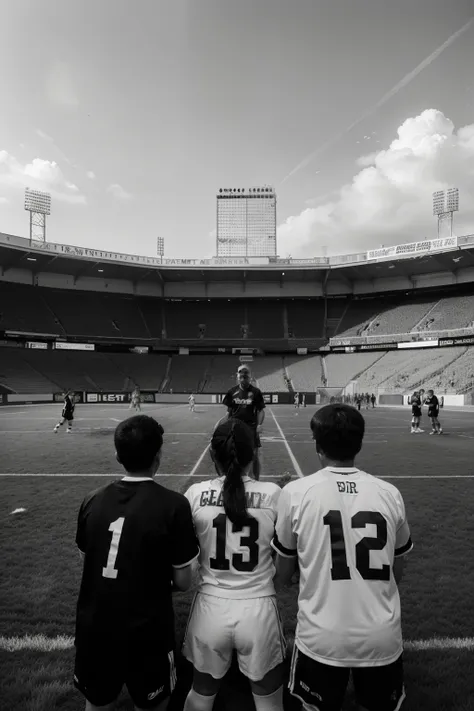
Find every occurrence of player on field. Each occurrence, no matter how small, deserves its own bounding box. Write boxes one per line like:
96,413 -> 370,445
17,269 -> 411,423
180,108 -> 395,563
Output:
222,364 -> 265,480
423,389 -> 443,435
129,386 -> 141,412
371,393 -> 376,408
182,419 -> 285,711
272,404 -> 413,711
189,393 -> 196,412
53,390 -> 75,433
294,392 -> 300,409
74,415 -> 200,711
410,391 -> 423,433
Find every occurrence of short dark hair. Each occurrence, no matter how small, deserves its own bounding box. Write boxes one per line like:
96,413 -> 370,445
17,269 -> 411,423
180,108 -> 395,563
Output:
310,404 -> 365,460
114,415 -> 164,473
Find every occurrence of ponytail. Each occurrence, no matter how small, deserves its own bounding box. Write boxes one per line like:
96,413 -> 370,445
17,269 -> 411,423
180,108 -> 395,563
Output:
222,427 -> 248,527
211,419 -> 254,528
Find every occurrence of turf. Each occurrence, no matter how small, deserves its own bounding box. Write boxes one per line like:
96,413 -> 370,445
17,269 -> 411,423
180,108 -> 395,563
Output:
1,403 -> 474,710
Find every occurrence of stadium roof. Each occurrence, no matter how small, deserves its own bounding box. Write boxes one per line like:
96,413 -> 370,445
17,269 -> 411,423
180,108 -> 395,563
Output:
1,232 -> 474,291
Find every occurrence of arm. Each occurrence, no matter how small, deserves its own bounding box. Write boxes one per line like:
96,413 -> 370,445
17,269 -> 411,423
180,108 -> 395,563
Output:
271,486 -> 298,588
274,553 -> 297,590
257,409 -> 265,427
171,495 -> 200,593
172,564 -> 194,592
393,556 -> 404,586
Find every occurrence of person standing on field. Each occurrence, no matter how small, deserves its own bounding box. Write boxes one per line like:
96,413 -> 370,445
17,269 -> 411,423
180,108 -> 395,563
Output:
222,365 -> 265,480
74,415 -> 200,711
182,419 -> 285,711
272,404 -> 413,711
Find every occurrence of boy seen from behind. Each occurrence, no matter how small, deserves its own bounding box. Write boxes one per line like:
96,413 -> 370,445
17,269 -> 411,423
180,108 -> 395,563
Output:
272,404 -> 413,711
74,415 -> 200,711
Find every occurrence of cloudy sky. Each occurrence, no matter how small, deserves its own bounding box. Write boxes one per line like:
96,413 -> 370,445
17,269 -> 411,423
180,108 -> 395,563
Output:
0,0 -> 473,259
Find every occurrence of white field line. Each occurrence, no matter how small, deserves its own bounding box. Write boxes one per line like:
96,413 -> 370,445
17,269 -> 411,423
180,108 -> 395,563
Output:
0,430 -> 210,435
190,443 -> 211,476
269,409 -> 303,479
1,633 -> 473,653
2,472 -> 474,480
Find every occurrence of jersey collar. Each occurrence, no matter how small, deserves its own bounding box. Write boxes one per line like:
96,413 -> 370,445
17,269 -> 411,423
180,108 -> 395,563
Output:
121,476 -> 153,482
324,466 -> 359,474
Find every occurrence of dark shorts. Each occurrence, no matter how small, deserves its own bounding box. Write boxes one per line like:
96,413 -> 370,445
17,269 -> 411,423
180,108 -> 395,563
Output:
62,411 -> 74,421
411,407 -> 421,418
428,409 -> 439,419
289,644 -> 405,711
74,641 -> 176,708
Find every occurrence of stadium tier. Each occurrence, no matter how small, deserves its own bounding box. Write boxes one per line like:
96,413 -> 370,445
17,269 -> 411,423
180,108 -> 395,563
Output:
1,232 -> 474,400
1,282 -> 474,343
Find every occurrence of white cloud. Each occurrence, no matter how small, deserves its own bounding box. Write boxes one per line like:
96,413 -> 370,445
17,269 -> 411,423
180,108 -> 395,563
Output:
0,151 -> 86,204
86,171 -> 96,180
0,196 -> 9,204
277,110 -> 474,257
107,183 -> 132,200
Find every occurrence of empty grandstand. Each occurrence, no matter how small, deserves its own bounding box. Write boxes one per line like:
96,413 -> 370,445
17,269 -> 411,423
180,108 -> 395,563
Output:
1,231 -> 473,403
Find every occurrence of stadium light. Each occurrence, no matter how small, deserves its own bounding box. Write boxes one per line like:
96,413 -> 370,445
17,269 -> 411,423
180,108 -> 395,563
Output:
24,188 -> 51,244
432,191 -> 445,216
432,188 -> 459,238
157,236 -> 165,262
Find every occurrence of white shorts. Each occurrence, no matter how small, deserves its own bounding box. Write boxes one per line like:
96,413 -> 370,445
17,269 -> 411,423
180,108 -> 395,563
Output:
182,593 -> 286,682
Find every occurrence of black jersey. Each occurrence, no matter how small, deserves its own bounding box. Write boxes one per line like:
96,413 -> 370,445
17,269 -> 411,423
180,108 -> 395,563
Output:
62,395 -> 75,420
223,384 -> 265,429
424,394 -> 439,414
411,396 -> 422,416
75,478 -> 199,648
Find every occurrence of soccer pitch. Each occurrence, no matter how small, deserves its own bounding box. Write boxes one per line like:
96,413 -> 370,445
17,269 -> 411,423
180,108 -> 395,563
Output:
1,403 -> 474,711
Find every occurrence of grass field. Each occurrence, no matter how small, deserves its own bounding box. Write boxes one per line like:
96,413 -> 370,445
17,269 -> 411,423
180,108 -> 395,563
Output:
1,402 -> 474,711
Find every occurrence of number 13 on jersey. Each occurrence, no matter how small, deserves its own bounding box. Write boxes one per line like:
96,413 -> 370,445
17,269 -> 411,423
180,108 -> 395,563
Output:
210,514 -> 260,572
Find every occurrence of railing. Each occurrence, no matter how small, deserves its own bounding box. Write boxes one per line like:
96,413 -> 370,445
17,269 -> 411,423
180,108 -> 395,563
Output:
330,326 -> 474,347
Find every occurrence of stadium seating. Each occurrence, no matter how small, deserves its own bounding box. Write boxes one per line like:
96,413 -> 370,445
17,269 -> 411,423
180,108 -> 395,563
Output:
165,301 -> 245,339
250,356 -> 286,391
367,300 -> 437,336
284,356 -> 323,392
417,295 -> 474,332
201,356 -> 241,393
0,348 -> 57,393
165,355 -> 212,393
0,281 -> 61,335
354,347 -> 467,393
287,300 -> 325,338
323,352 -> 384,387
247,303 -> 284,339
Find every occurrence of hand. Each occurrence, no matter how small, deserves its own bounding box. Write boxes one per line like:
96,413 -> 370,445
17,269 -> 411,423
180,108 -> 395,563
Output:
256,425 -> 263,435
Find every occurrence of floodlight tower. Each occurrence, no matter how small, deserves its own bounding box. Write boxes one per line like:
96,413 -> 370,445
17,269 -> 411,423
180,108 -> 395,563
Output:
432,188 -> 459,238
24,188 -> 51,244
157,236 -> 165,263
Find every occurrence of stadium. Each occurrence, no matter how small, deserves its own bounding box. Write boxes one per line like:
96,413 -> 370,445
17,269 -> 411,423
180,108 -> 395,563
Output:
1,229 -> 474,711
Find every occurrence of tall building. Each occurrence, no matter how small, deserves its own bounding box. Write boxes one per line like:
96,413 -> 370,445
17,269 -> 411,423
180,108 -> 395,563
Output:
216,186 -> 277,257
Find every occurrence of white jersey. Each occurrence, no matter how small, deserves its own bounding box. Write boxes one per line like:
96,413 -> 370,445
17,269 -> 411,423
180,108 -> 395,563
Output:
185,476 -> 281,599
272,467 -> 413,667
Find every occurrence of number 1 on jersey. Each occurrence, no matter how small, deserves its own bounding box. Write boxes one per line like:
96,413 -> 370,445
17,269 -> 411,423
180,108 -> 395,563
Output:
102,517 -> 125,579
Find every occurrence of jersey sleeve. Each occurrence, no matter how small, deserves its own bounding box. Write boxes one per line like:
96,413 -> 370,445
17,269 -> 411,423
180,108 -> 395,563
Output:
222,390 -> 233,409
271,485 -> 297,558
394,493 -> 413,558
170,496 -> 200,569
255,389 -> 266,411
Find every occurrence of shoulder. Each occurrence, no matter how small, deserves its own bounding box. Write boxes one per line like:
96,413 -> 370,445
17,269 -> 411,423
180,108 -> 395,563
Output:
80,481 -> 115,511
185,478 -> 221,500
